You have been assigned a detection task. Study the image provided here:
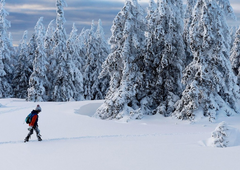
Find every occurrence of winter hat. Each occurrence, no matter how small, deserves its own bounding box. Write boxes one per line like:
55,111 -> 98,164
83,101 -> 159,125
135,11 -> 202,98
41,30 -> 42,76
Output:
35,105 -> 42,112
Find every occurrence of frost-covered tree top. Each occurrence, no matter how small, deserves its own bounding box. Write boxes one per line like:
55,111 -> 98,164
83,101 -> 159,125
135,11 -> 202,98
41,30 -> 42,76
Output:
148,0 -> 157,12
22,30 -> 28,43
78,28 -> 90,54
69,23 -> 78,42
0,0 -> 13,55
67,23 -> 78,55
35,17 -> 45,40
129,0 -> 145,14
0,0 -> 10,31
28,18 -> 40,70
54,0 -> 67,45
0,0 -> 10,54
75,28 -> 88,73
183,0 -> 234,66
215,0 -> 236,19
44,19 -> 55,62
96,20 -> 107,45
102,0 -> 146,79
16,30 -> 28,67
56,0 -> 67,30
67,22 -> 84,71
145,0 -> 157,33
0,0 -> 11,51
45,20 -> 55,40
174,0 -> 239,121
96,19 -> 110,62
77,28 -> 87,49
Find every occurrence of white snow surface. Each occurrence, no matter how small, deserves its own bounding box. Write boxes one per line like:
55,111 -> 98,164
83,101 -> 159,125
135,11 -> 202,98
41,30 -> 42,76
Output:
1,98 -> 240,170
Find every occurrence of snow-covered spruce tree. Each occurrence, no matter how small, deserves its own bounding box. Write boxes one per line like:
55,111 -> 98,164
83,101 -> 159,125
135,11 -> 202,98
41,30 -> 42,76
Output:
0,0 -> 13,97
27,17 -> 49,102
92,19 -> 110,99
143,0 -> 185,117
173,0 -> 239,122
95,0 -> 146,120
50,2 -> 68,76
211,121 -> 229,147
210,121 -> 240,147
143,0 -> 160,114
83,21 -> 99,100
140,0 -> 159,115
230,27 -> 240,86
12,31 -> 32,98
184,0 -> 197,66
51,23 -> 81,102
51,0 -> 80,101
65,23 -> 84,101
51,0 -> 68,101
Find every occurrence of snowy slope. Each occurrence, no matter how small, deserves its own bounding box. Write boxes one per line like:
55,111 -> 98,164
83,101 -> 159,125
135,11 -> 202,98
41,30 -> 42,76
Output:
0,99 -> 240,170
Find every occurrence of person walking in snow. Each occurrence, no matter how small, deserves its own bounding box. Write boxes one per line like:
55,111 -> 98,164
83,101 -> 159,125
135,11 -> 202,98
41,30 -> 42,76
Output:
24,105 -> 42,142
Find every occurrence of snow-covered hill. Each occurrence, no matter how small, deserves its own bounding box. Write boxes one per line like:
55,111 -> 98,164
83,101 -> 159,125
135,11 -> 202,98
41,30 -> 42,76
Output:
0,99 -> 240,170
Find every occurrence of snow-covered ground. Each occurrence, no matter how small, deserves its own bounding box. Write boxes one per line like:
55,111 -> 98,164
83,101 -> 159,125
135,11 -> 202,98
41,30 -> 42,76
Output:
0,98 -> 240,170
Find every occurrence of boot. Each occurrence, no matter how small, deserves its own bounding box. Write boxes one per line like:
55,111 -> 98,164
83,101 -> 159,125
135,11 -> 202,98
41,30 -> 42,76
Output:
38,137 -> 42,141
37,134 -> 42,141
24,136 -> 30,142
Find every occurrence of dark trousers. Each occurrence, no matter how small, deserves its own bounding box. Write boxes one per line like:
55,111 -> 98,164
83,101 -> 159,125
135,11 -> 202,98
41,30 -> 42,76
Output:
26,126 -> 41,139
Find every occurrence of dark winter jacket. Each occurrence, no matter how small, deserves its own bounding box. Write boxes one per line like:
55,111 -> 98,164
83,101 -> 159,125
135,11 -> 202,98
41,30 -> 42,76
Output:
29,110 -> 39,127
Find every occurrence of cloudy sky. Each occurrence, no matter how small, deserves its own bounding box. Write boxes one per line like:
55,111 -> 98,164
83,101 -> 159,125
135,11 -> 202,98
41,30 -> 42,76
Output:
3,0 -> 240,46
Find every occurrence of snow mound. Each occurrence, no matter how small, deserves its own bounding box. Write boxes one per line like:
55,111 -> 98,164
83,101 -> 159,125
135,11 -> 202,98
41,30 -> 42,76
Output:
207,122 -> 240,147
75,102 -> 103,117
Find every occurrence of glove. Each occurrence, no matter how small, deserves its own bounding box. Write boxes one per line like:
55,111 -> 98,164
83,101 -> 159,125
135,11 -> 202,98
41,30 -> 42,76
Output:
28,126 -> 33,131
